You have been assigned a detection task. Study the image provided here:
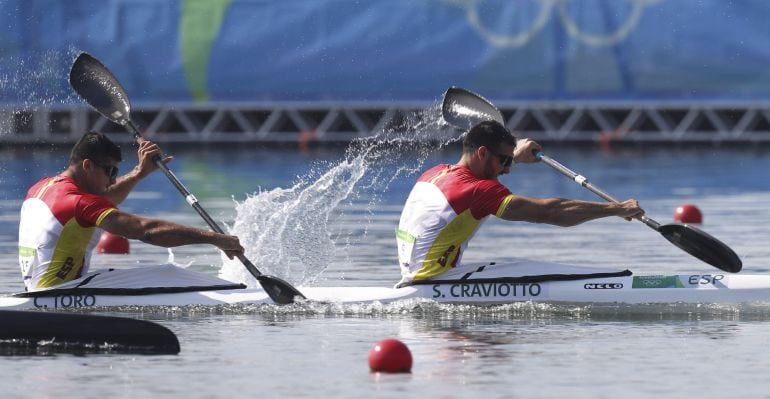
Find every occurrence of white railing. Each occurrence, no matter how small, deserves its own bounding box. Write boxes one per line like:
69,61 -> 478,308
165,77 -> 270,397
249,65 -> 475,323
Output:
4,102 -> 770,144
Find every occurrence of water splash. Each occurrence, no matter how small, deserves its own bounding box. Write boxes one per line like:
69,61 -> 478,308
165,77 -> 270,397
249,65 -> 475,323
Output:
219,104 -> 461,286
0,47 -> 82,137
166,248 -> 194,269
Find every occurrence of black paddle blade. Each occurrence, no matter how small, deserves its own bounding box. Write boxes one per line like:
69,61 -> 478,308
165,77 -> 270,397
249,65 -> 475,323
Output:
257,275 -> 305,304
441,86 -> 505,130
659,223 -> 742,273
69,52 -> 131,124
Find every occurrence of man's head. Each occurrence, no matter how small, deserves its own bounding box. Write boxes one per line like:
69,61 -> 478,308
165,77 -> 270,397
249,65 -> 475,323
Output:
462,121 -> 516,155
462,121 -> 517,179
69,131 -> 122,194
70,131 -> 122,166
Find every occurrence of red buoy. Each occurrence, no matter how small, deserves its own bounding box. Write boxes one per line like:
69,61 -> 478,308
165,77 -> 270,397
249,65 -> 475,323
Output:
97,231 -> 130,254
368,338 -> 412,373
674,204 -> 703,224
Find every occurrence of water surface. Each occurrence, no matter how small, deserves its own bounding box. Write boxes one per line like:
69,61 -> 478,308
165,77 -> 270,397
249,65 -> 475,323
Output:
1,143 -> 769,398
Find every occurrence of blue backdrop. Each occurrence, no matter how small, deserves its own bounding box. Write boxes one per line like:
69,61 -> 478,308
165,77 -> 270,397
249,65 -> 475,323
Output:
1,0 -> 769,105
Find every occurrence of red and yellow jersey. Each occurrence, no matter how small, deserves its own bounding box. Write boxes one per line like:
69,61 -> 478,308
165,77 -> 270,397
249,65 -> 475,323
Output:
18,176 -> 116,291
396,164 -> 513,285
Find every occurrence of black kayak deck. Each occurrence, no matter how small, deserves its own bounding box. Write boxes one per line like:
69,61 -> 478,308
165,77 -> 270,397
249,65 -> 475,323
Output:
0,310 -> 180,355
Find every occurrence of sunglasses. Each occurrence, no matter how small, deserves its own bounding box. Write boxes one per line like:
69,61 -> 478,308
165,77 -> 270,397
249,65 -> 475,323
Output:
490,151 -> 514,168
91,160 -> 119,180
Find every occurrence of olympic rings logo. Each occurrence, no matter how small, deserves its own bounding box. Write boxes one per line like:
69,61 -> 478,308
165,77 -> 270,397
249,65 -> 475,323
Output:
445,0 -> 664,47
641,279 -> 663,287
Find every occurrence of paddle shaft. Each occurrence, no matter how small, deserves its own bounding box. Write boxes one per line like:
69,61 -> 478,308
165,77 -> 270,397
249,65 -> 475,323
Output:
125,121 -> 263,278
537,152 -> 662,230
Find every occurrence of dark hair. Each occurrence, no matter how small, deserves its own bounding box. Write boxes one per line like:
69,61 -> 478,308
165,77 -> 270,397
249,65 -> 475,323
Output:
69,131 -> 122,165
462,121 -> 516,155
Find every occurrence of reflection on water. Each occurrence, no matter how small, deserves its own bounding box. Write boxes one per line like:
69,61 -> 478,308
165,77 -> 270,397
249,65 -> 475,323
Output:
0,340 -> 173,357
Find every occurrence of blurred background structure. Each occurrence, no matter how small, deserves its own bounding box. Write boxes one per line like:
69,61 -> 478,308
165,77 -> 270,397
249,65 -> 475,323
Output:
2,0 -> 770,144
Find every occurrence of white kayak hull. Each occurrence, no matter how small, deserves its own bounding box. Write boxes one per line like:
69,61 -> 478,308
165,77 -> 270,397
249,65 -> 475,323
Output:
2,261 -> 770,310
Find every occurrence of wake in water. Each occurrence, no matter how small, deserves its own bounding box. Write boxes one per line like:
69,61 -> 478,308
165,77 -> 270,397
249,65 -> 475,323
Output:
83,300 -> 770,322
219,104 -> 460,286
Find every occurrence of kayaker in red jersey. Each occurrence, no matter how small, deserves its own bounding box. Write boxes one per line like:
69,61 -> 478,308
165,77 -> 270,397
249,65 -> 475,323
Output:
18,131 -> 244,291
396,121 -> 644,287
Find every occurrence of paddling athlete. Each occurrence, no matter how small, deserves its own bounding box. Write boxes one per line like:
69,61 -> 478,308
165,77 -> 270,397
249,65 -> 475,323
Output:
395,121 -> 644,287
17,132 -> 244,291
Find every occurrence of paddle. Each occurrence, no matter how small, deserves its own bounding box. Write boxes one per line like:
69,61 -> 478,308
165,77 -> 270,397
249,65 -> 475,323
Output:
68,52 -> 306,303
441,86 -> 743,273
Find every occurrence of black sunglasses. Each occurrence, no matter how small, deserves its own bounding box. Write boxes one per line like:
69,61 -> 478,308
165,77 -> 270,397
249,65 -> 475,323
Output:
491,151 -> 514,168
91,160 -> 119,180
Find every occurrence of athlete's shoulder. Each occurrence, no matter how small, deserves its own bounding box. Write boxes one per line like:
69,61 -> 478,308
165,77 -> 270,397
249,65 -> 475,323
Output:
417,164 -> 453,182
474,176 -> 508,190
25,175 -> 80,199
74,192 -> 116,227
82,194 -> 115,210
25,176 -> 53,199
450,166 -> 506,189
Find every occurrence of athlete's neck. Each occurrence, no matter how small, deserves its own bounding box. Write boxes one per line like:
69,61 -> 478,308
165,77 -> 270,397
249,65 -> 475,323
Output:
61,165 -> 88,191
457,153 -> 483,178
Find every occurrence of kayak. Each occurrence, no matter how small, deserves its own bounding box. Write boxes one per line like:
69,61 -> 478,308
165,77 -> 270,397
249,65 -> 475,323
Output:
0,310 -> 179,354
1,259 -> 768,310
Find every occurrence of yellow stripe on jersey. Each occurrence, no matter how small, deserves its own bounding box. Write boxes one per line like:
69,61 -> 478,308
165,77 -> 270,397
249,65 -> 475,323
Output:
95,208 -> 117,226
496,194 -> 515,217
428,168 -> 450,184
34,178 -> 58,199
